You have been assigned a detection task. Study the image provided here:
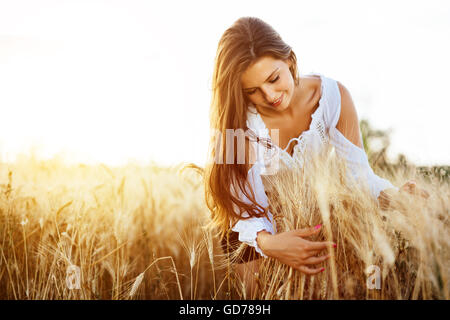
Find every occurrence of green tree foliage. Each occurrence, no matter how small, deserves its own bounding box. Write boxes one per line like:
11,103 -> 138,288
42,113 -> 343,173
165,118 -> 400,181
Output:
359,119 -> 449,183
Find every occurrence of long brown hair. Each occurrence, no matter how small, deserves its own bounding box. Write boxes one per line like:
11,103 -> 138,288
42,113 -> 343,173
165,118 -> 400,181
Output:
204,17 -> 300,238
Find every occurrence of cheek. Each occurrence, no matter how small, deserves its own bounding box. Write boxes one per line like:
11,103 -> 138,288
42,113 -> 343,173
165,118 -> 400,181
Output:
283,77 -> 295,95
281,75 -> 294,89
244,94 -> 257,106
245,92 -> 261,102
248,96 -> 260,105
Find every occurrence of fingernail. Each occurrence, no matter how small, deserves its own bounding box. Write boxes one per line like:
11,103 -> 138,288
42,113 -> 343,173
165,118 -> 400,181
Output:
320,267 -> 325,272
314,224 -> 322,230
333,243 -> 337,248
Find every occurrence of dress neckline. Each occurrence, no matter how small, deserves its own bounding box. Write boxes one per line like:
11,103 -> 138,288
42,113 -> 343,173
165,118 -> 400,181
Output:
248,73 -> 326,159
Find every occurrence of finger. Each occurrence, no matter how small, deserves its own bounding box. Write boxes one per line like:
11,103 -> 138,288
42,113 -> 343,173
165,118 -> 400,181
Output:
400,182 -> 415,193
401,185 -> 418,196
294,224 -> 322,238
305,240 -> 336,251
303,253 -> 331,265
403,183 -> 429,199
420,189 -> 430,199
401,180 -> 416,188
297,265 -> 325,275
304,247 -> 329,257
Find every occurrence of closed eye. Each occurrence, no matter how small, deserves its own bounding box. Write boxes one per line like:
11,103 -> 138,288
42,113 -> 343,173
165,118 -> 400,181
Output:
246,75 -> 280,95
269,75 -> 280,83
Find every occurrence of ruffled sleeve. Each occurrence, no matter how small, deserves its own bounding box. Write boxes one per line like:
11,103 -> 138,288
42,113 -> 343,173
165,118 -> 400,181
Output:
230,162 -> 277,258
323,78 -> 398,200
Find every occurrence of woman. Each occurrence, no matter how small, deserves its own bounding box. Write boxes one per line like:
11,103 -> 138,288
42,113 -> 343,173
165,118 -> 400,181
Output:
203,16 -> 428,294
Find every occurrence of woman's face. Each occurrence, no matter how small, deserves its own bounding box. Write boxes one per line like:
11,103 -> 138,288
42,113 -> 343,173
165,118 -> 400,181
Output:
241,55 -> 297,113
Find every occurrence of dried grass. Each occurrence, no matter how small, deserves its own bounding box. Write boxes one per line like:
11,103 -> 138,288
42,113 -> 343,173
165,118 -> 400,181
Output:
0,152 -> 448,299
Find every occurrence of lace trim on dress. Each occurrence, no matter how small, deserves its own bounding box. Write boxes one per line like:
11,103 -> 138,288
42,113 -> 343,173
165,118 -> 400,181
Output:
231,214 -> 275,258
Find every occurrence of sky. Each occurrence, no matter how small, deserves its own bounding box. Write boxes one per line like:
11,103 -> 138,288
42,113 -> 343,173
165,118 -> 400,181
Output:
0,0 -> 449,167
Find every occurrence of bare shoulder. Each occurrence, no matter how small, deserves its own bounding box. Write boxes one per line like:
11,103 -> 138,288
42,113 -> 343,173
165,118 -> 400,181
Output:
335,81 -> 363,148
336,81 -> 351,103
336,81 -> 357,123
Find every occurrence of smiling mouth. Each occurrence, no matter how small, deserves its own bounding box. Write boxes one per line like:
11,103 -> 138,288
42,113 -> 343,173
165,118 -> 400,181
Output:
270,93 -> 283,107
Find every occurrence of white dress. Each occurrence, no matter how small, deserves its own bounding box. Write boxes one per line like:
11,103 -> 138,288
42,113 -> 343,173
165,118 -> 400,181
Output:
230,73 -> 398,258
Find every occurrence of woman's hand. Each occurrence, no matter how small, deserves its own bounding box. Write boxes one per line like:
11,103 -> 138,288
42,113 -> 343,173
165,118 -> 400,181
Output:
256,225 -> 335,275
399,180 -> 430,199
378,180 -> 430,210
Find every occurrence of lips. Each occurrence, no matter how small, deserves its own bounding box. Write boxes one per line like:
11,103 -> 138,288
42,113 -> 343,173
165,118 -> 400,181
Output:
270,93 -> 283,107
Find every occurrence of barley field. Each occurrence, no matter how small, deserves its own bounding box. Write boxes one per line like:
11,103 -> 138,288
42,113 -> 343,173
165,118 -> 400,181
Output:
0,149 -> 448,300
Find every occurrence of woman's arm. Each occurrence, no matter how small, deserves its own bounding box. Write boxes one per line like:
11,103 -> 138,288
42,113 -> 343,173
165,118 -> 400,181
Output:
229,163 -> 276,258
335,82 -> 397,205
378,180 -> 430,210
335,82 -> 363,150
335,81 -> 429,207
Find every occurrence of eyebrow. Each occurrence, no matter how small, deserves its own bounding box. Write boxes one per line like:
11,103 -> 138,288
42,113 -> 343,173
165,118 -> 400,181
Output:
243,67 -> 280,91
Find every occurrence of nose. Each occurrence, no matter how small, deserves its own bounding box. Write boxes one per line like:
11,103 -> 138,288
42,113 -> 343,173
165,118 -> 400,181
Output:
261,86 -> 277,103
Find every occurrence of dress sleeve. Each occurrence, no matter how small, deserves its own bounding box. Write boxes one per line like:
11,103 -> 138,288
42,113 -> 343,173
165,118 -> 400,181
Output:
324,79 -> 398,201
230,163 -> 277,258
